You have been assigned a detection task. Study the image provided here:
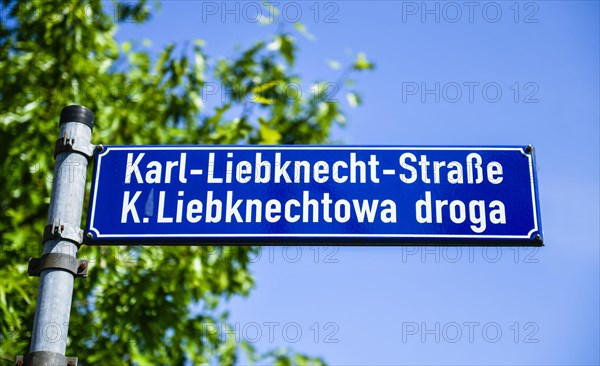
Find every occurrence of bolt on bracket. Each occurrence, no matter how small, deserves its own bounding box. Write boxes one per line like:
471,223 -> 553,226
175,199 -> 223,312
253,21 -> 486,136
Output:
43,219 -> 84,245
16,351 -> 77,366
54,134 -> 95,160
28,253 -> 88,278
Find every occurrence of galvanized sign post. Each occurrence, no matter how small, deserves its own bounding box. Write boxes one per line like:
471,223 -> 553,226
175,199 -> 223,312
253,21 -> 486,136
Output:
18,106 -> 95,366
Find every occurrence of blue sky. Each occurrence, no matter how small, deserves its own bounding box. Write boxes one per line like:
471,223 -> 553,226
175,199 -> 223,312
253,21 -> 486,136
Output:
116,1 -> 599,364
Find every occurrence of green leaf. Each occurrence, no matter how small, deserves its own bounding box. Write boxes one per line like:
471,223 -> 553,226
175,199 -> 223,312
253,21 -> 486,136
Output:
353,52 -> 375,70
327,59 -> 341,70
277,35 -> 296,66
346,91 -> 361,107
259,121 -> 282,144
294,23 -> 316,40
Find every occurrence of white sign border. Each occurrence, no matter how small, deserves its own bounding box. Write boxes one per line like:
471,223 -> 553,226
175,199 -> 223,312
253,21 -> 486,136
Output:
88,146 -> 541,241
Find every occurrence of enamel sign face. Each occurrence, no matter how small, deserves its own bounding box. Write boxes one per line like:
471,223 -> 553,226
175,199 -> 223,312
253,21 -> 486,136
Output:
86,146 -> 543,246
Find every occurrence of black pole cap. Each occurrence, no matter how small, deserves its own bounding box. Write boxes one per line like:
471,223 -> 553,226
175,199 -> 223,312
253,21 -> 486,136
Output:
59,105 -> 94,130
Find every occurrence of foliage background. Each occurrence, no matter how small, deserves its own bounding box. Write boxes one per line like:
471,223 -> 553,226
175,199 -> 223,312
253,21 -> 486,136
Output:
0,1 -> 372,364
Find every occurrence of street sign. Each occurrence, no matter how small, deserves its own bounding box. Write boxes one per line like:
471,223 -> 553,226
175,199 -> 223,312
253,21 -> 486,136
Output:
86,146 -> 543,245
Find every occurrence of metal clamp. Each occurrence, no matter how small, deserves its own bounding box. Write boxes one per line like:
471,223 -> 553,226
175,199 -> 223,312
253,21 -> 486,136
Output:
16,351 -> 77,366
54,134 -> 95,160
43,219 -> 84,245
28,253 -> 88,278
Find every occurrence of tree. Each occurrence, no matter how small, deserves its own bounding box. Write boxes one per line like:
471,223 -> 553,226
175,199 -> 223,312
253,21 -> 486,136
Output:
0,1 -> 373,364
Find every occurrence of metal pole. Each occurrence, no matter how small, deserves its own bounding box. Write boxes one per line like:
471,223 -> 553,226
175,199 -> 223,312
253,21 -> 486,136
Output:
25,105 -> 94,366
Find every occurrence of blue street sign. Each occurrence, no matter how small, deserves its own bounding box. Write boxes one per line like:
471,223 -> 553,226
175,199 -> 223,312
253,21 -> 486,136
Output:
86,146 -> 543,245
